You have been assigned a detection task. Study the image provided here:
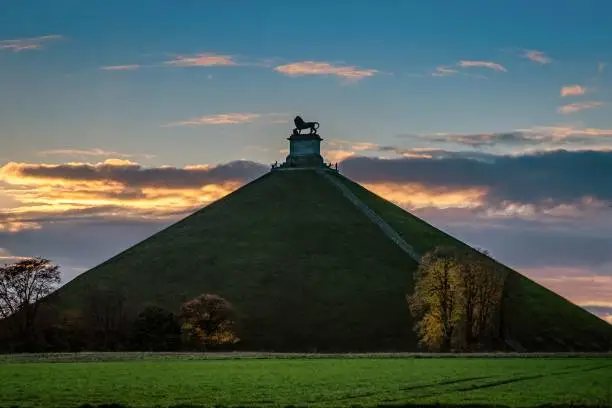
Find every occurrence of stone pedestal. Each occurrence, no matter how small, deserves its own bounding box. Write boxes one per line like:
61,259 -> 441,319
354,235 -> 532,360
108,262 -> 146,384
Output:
284,133 -> 324,168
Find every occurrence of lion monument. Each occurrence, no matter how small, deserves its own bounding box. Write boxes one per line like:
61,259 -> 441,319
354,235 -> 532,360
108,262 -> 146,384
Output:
292,115 -> 320,135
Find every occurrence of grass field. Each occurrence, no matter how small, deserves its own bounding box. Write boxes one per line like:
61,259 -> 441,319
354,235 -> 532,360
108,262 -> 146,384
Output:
1,354 -> 611,408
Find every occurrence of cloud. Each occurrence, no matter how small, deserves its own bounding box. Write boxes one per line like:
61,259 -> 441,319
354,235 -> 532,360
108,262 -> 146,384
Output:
339,150 -> 612,209
100,65 -> 141,71
417,125 -> 612,149
457,60 -> 507,72
0,159 -> 268,229
0,35 -> 62,52
598,62 -> 607,74
163,53 -> 236,67
558,101 -> 604,114
520,49 -> 552,64
0,247 -> 30,263
164,113 -> 262,126
274,61 -> 378,81
165,112 -> 289,127
560,85 -> 586,97
431,66 -> 459,77
522,266 -> 612,314
39,148 -> 155,159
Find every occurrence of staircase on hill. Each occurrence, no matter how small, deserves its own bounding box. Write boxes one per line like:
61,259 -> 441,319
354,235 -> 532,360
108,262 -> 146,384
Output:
316,169 -> 421,263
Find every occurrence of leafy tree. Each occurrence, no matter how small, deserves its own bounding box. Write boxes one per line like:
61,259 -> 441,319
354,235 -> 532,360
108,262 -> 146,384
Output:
409,247 -> 508,351
129,306 -> 181,351
408,247 -> 462,351
180,293 -> 239,350
0,257 -> 60,344
455,250 -> 506,350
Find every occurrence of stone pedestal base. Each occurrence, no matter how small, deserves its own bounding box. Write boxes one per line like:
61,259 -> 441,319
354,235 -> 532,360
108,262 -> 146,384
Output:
284,153 -> 324,168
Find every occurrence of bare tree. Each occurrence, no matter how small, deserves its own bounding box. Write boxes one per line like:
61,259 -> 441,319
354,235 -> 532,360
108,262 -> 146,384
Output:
84,288 -> 130,350
0,257 -> 61,341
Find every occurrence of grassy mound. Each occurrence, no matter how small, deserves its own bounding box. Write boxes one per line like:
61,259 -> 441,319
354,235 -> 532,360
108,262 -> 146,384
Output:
46,169 -> 612,351
49,170 -> 418,351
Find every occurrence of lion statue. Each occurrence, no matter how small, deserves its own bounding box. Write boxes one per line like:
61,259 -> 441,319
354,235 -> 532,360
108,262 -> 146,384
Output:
292,116 -> 320,135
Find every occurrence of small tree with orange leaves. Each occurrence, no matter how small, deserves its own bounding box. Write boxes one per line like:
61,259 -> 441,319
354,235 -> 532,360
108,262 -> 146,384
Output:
179,293 -> 239,350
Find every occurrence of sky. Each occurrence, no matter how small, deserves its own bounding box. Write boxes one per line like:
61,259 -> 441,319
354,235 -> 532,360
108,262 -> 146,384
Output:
1,0 -> 612,323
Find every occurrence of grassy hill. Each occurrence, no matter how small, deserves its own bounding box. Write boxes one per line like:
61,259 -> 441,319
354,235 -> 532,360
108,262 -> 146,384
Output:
331,172 -> 612,351
46,169 -> 612,351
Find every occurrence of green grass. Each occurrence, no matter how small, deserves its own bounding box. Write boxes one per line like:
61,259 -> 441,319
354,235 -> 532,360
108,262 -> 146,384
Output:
1,356 -> 611,407
332,173 -> 612,351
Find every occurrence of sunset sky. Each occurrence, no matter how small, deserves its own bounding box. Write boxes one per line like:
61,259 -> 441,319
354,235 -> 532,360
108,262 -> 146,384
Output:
1,1 -> 611,323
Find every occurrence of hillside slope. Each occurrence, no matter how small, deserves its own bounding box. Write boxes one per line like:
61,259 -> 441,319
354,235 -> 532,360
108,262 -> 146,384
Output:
47,169 -> 612,352
330,172 -> 612,351
49,170 -> 419,351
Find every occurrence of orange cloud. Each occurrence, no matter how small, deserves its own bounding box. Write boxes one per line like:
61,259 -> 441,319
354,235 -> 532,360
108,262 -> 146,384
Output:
325,150 -> 356,163
0,35 -> 62,52
165,113 -> 262,126
521,266 -> 612,312
101,64 -> 141,71
164,53 -> 236,67
457,60 -> 507,72
39,148 -> 154,159
558,101 -> 604,114
274,61 -> 378,80
0,159 -> 266,228
560,85 -> 586,97
362,182 -> 487,210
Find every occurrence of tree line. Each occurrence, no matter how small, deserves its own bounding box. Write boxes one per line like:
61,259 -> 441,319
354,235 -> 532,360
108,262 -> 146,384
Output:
1,247 -> 508,353
0,258 -> 239,352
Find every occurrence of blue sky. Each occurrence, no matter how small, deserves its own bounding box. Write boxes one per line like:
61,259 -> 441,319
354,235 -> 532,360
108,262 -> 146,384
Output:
1,0 -> 612,322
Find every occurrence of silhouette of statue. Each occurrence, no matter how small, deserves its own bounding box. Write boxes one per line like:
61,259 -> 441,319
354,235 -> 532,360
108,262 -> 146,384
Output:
292,116 -> 320,135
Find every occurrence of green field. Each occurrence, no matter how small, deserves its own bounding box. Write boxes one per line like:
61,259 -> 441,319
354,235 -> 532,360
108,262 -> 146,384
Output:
1,355 -> 611,408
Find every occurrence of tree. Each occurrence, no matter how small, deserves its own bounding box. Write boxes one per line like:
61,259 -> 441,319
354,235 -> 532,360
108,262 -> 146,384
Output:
408,247 -> 462,351
180,293 -> 239,350
83,288 -> 131,350
0,257 -> 60,344
454,250 -> 506,350
409,247 -> 508,352
129,306 -> 181,351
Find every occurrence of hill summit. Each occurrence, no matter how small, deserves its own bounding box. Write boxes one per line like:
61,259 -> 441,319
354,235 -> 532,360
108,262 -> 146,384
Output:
48,121 -> 612,352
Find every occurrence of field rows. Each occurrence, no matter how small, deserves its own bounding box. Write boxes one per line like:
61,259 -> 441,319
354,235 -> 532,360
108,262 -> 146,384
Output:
1,356 -> 611,407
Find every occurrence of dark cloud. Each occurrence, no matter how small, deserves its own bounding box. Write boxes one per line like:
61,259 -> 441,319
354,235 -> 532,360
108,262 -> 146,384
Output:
399,128 -> 612,148
431,132 -> 541,147
7,159 -> 268,189
377,146 -> 495,161
0,219 -> 170,283
340,150 -> 612,205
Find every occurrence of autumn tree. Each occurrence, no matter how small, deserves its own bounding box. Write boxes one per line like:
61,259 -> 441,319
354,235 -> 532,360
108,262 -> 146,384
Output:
0,257 -> 61,345
180,293 -> 239,350
454,250 -> 506,349
409,246 -> 508,351
408,246 -> 462,351
129,306 -> 181,351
